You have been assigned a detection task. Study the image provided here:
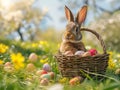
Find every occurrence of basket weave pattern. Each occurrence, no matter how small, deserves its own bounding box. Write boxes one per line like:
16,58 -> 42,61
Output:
55,28 -> 109,78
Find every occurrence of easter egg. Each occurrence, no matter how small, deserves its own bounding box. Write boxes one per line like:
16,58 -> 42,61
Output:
64,51 -> 74,56
4,62 -> 14,73
29,53 -> 38,63
43,63 -> 51,72
36,70 -> 42,76
69,76 -> 83,85
36,70 -> 47,76
82,52 -> 91,57
4,66 -> 14,73
26,63 -> 36,72
40,78 -> 49,86
41,70 -> 48,75
88,49 -> 97,56
4,62 -> 12,67
75,51 -> 85,56
115,69 -> 120,75
48,72 -> 54,79
40,74 -> 51,80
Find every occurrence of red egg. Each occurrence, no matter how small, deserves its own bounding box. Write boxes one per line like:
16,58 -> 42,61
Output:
41,70 -> 48,75
36,70 -> 48,75
88,49 -> 97,56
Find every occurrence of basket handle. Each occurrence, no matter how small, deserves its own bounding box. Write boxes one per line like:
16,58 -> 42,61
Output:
80,28 -> 107,54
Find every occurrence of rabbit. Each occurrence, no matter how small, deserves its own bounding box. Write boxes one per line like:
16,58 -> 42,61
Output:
60,5 -> 88,54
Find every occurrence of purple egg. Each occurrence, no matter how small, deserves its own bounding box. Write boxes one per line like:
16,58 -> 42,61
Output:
75,51 -> 85,56
43,63 -> 51,72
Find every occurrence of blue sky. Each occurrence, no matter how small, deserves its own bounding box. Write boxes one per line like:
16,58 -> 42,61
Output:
35,0 -> 64,30
35,0 -> 116,30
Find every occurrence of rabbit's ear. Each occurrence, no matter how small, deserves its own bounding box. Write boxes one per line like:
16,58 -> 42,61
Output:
65,5 -> 74,22
76,5 -> 88,25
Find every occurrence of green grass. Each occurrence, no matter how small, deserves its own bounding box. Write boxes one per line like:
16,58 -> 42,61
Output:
0,39 -> 120,90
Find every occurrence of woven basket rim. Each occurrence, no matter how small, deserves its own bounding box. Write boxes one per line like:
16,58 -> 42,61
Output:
55,53 -> 109,58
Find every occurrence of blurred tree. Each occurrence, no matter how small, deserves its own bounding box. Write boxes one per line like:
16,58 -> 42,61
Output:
89,11 -> 120,52
0,0 -> 48,41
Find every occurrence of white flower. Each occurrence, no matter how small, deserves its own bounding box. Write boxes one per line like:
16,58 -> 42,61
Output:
48,84 -> 63,90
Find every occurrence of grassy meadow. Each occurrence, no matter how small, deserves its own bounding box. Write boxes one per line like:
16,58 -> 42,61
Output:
0,39 -> 120,90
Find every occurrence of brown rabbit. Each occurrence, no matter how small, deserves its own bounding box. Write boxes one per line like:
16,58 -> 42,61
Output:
60,5 -> 87,54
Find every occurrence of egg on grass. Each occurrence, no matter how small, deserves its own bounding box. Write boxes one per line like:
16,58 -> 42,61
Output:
43,63 -> 51,72
40,78 -> 49,86
28,53 -> 38,63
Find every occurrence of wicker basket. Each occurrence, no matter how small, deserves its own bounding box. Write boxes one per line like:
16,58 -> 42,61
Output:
55,28 -> 109,78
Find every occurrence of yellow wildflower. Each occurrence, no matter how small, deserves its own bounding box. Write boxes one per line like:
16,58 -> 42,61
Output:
108,51 -> 113,59
39,41 -> 49,47
0,60 -> 4,65
108,59 -> 115,69
40,58 -> 48,64
10,53 -> 25,70
0,43 -> 8,53
31,43 -> 38,48
59,77 -> 68,84
116,54 -> 120,58
108,51 -> 116,69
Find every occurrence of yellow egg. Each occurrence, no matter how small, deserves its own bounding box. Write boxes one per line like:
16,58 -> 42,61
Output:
36,70 -> 42,76
26,63 -> 36,72
82,52 -> 91,57
115,69 -> 120,75
69,76 -> 83,85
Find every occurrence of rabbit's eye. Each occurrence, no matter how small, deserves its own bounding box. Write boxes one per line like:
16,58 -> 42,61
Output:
76,28 -> 79,33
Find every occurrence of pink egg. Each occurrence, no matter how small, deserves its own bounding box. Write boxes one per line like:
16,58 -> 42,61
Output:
40,78 -> 49,86
64,51 -> 74,56
4,62 -> 12,67
29,53 -> 38,63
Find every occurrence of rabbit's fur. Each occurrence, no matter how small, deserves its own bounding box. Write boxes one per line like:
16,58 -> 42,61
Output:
60,5 -> 87,54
